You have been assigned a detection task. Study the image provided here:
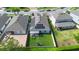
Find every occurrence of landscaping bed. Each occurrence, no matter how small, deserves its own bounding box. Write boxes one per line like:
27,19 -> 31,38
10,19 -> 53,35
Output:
29,34 -> 54,47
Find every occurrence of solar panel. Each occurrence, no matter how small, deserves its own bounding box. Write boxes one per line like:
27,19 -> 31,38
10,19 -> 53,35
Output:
35,24 -> 45,29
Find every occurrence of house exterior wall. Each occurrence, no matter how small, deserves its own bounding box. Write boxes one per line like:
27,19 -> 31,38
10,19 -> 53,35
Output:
38,29 -> 50,33
5,30 -> 26,35
14,31 -> 26,35
30,29 -> 50,36
30,31 -> 39,36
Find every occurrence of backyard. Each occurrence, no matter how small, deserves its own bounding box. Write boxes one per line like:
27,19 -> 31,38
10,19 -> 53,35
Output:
55,29 -> 79,47
48,18 -> 79,47
29,34 -> 54,47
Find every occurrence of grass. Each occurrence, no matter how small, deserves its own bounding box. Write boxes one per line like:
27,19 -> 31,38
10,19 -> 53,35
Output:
56,29 -> 79,41
37,7 -> 59,10
29,34 -> 54,47
1,45 -> 79,51
30,45 -> 79,51
8,14 -> 16,16
54,29 -> 79,47
48,17 -> 79,47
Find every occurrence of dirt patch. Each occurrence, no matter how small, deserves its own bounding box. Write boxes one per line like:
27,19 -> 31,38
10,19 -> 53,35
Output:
57,39 -> 78,47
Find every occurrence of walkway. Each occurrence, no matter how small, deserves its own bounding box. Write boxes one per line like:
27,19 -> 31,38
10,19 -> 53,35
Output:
51,32 -> 56,47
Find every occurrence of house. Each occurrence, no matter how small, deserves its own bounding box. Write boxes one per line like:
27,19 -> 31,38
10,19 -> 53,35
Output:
5,15 -> 29,35
47,8 -> 67,27
55,13 -> 76,30
70,10 -> 79,25
3,15 -> 29,47
0,14 -> 10,34
0,7 -> 5,11
30,13 -> 50,36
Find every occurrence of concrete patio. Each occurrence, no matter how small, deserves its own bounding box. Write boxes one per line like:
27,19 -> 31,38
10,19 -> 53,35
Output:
10,35 -> 27,47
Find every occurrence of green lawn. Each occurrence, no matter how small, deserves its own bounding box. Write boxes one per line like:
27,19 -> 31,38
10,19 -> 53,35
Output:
29,34 -> 54,47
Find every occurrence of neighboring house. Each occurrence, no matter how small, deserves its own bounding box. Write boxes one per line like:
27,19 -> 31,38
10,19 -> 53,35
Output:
5,15 -> 29,35
70,10 -> 79,25
0,7 -> 5,11
0,14 -> 10,34
47,8 -> 67,27
30,13 -> 50,36
3,15 -> 29,47
55,13 -> 76,30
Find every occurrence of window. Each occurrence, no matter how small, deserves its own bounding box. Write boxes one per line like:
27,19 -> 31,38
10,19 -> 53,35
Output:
0,31 -> 2,35
39,31 -> 41,33
44,30 -> 46,33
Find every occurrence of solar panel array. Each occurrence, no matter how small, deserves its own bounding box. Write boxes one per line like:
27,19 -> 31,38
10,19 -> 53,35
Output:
35,24 -> 45,29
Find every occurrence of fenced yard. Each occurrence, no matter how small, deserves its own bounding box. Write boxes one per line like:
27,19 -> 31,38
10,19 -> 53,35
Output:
55,29 -> 79,47
48,17 -> 79,47
29,34 -> 54,47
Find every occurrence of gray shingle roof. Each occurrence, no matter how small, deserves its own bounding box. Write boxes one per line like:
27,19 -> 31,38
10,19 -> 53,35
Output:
55,13 -> 76,28
72,10 -> 79,16
6,15 -> 29,34
30,13 -> 50,31
0,14 -> 9,31
56,13 -> 73,23
56,22 -> 76,27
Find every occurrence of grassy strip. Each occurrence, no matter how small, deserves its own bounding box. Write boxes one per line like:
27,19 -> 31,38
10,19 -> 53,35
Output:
30,45 -> 79,51
0,45 -> 79,51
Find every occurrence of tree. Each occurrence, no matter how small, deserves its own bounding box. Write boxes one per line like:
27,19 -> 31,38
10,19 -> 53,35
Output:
5,7 -> 20,14
66,10 -> 70,14
5,7 -> 30,14
20,7 -> 30,12
68,7 -> 79,11
0,37 -> 19,50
